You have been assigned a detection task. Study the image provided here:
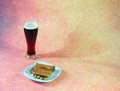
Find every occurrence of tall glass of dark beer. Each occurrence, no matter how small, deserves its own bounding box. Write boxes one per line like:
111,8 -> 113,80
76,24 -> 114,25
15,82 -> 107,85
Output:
24,21 -> 38,60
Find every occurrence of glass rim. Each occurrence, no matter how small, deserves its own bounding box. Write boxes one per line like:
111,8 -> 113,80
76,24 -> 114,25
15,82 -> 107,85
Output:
24,20 -> 38,30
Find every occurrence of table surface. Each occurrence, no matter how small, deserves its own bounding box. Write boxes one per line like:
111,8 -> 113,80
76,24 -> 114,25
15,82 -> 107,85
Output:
0,0 -> 120,91
0,49 -> 120,91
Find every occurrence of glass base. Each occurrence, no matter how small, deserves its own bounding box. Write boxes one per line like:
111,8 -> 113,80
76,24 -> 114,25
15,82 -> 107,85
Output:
25,54 -> 38,60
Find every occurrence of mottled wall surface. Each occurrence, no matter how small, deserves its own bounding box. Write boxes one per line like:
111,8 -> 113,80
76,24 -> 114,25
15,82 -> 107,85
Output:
0,0 -> 120,57
0,1 -> 120,90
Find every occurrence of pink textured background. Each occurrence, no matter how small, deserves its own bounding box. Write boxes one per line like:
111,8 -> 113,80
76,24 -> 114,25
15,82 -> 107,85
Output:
0,0 -> 120,91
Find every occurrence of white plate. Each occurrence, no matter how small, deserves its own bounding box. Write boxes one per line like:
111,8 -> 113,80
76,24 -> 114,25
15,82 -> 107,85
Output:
24,61 -> 62,82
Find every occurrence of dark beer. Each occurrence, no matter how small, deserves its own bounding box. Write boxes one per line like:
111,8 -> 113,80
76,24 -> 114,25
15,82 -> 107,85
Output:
24,21 -> 38,59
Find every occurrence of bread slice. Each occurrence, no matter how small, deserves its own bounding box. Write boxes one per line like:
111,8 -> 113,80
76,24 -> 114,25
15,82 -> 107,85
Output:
30,67 -> 53,77
30,63 -> 55,77
35,63 -> 55,72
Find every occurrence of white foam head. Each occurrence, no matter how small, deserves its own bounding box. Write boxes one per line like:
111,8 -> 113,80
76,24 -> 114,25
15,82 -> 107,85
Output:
24,21 -> 38,30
